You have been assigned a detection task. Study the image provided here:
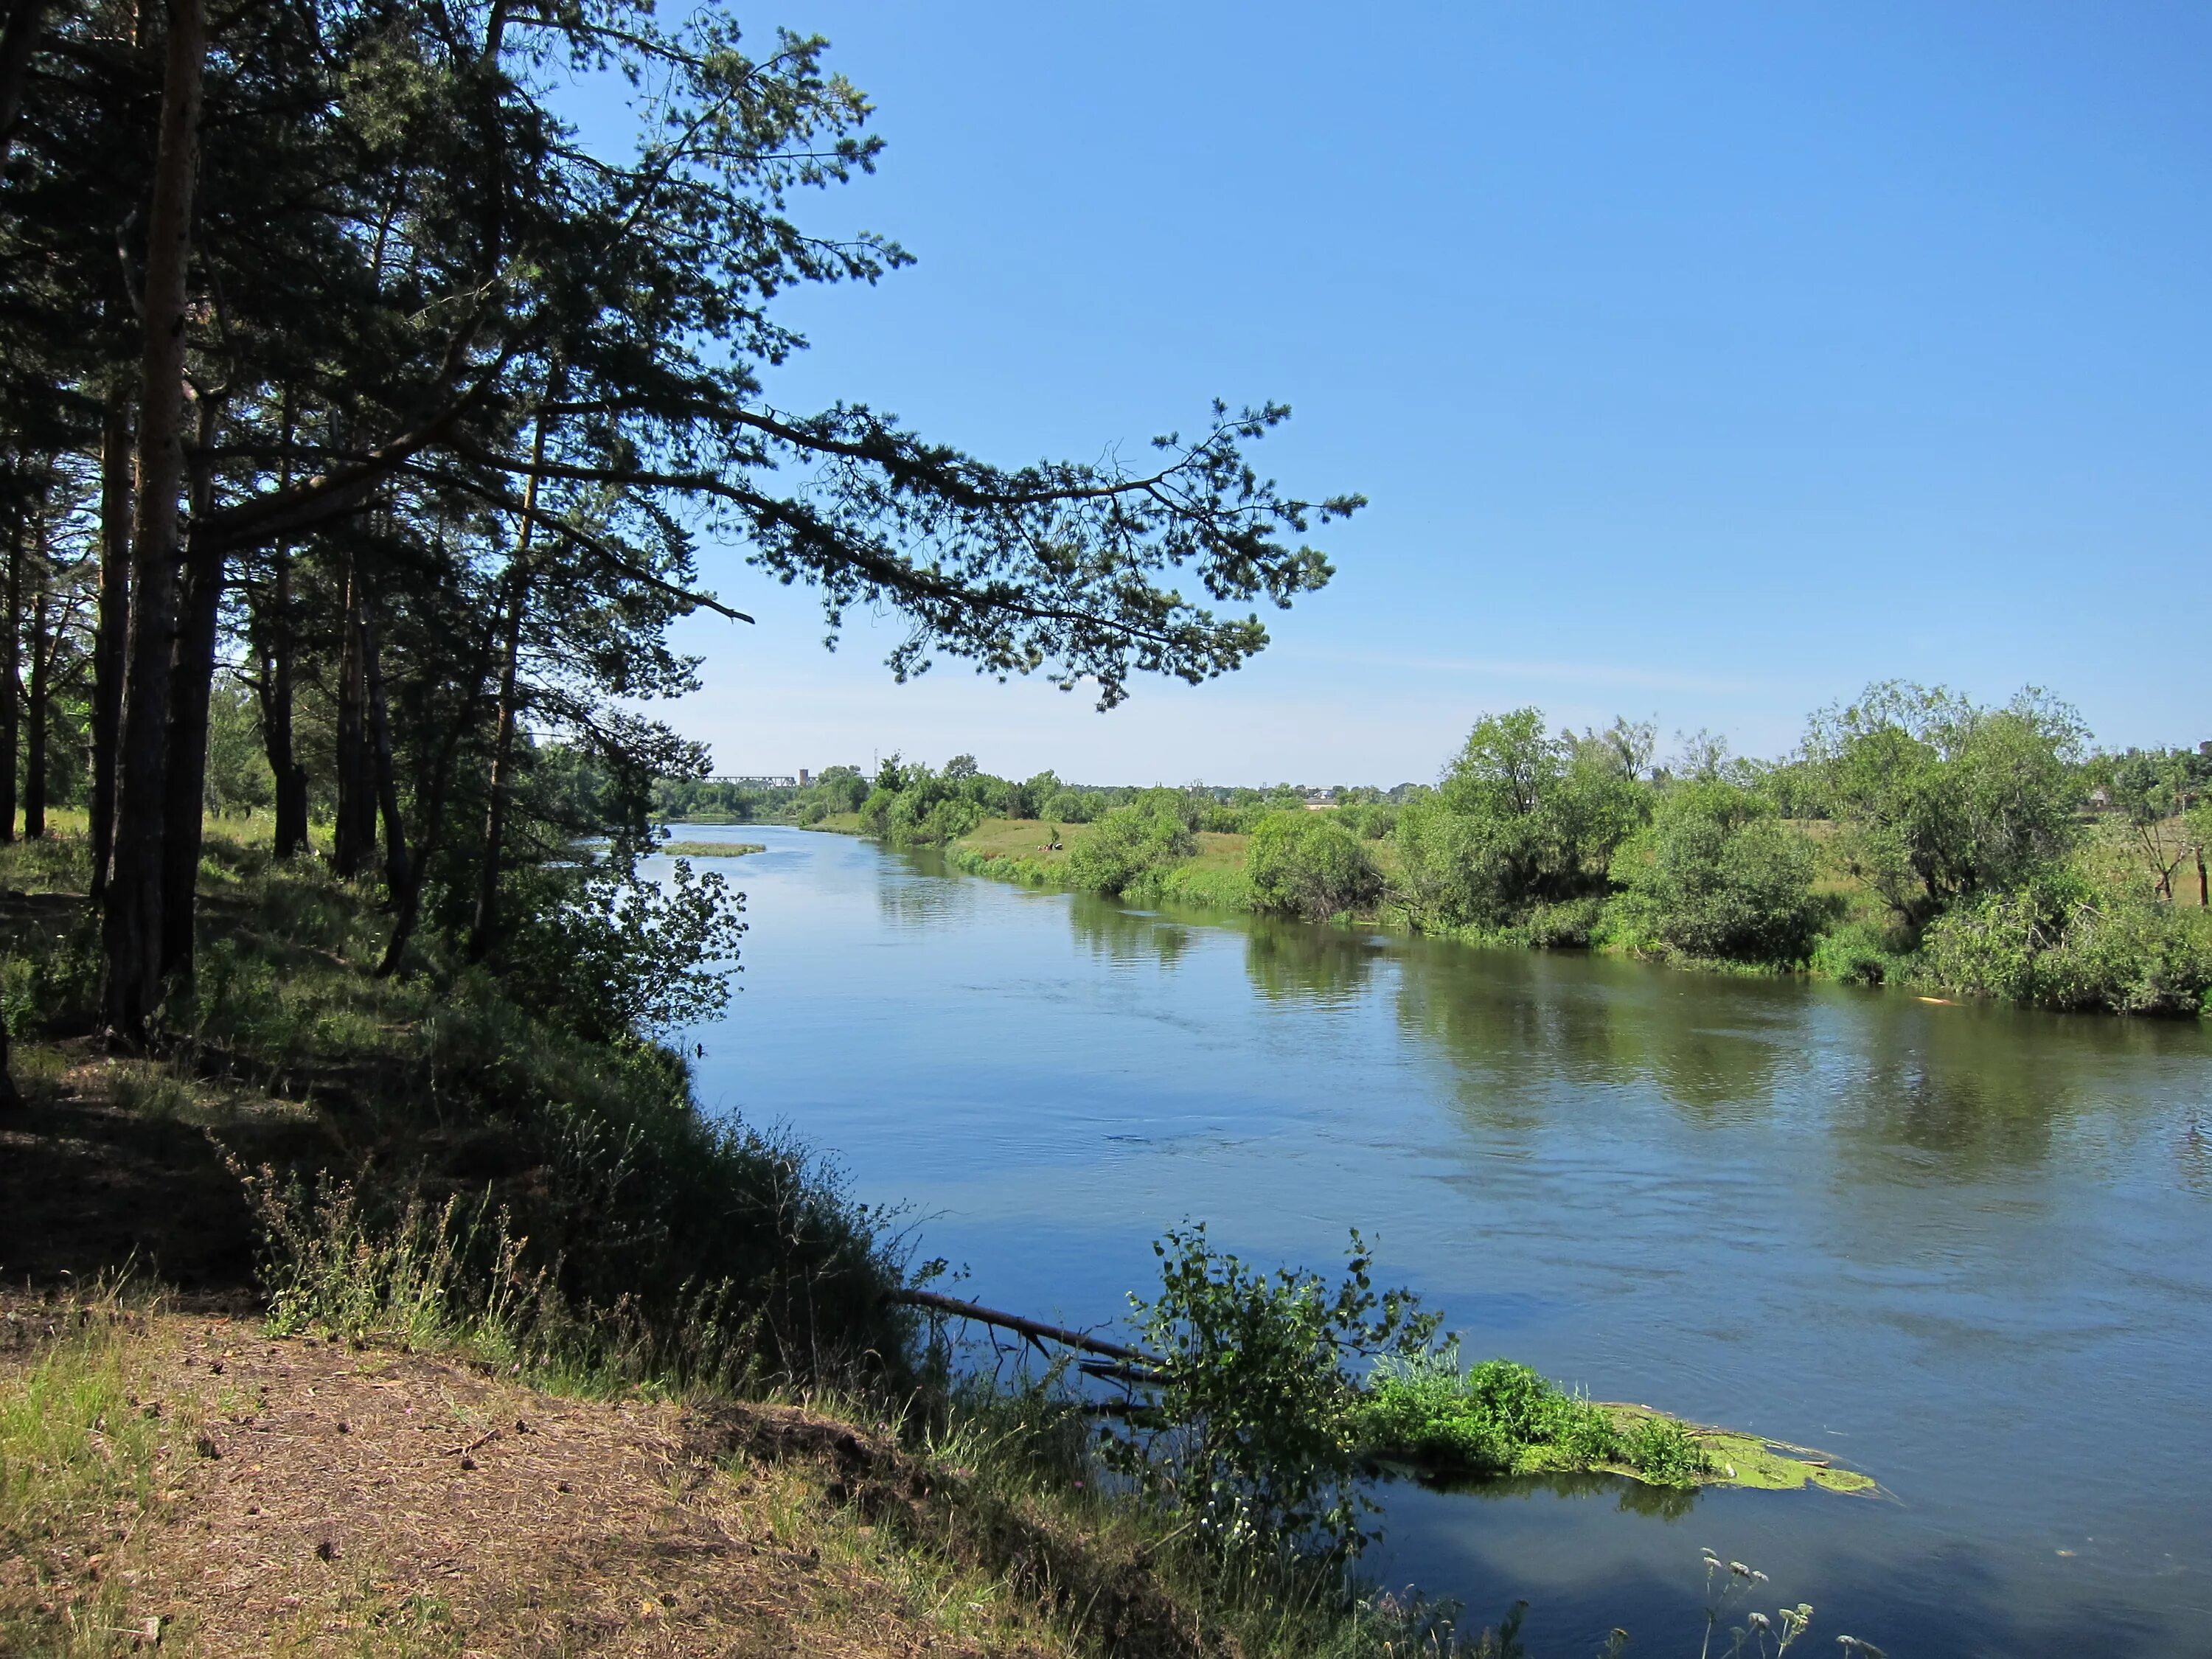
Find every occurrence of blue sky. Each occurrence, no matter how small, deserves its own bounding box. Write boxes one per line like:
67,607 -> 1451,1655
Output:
622,1 -> 2210,786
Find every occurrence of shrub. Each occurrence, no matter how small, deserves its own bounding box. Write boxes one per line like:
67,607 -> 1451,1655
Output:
1105,1225 -> 1441,1559
1809,917 -> 1905,985
1524,896 -> 1602,949
1246,811 -> 1384,920
1065,801 -> 1194,896
1921,869 -> 2212,1015
1615,780 -> 1825,965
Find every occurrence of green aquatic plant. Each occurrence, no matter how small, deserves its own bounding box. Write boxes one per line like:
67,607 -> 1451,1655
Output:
1357,1348 -> 1700,1481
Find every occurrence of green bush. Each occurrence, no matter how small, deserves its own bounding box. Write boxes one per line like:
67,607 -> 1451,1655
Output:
1808,917 -> 1906,985
1921,869 -> 2212,1015
1356,1349 -> 1712,1487
1524,896 -> 1603,949
1246,811 -> 1384,920
1105,1225 -> 1441,1558
1066,800 -> 1194,896
1614,780 -> 1826,965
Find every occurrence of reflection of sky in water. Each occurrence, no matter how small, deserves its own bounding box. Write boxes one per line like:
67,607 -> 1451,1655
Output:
666,824 -> 2212,1658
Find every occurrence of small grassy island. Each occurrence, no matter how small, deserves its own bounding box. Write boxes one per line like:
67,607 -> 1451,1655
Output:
658,839 -> 766,858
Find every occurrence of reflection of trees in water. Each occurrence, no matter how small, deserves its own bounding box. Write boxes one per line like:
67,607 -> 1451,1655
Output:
1241,916 -> 1382,1004
1818,998 -> 2191,1178
873,849 -> 985,931
1393,946 -> 1795,1128
1396,1465 -> 1700,1522
1063,897 -> 1388,996
1067,892 -> 1193,969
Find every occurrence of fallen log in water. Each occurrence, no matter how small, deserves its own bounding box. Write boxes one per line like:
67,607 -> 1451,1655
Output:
887,1287 -> 1164,1368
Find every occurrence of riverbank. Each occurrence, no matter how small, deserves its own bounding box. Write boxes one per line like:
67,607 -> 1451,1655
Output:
11,1290 -> 1436,1658
842,814 -> 2209,1018
0,826 -> 1531,1657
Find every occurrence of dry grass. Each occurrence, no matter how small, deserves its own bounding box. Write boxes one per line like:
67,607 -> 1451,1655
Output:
0,1304 -> 1229,1659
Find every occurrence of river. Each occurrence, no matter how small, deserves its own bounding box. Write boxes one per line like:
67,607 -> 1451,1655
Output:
665,822 -> 2212,1657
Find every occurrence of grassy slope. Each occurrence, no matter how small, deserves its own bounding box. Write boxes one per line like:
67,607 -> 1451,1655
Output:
0,1298 -> 1251,1659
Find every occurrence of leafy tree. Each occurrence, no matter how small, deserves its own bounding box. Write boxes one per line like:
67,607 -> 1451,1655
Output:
2091,748 -> 2210,902
1398,709 -> 1652,930
1246,810 -> 1383,921
1806,683 -> 2087,933
1614,779 -> 1824,964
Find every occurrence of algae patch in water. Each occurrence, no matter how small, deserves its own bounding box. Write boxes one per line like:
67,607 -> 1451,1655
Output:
1354,1353 -> 1875,1496
661,841 -> 766,858
1602,1402 -> 1877,1495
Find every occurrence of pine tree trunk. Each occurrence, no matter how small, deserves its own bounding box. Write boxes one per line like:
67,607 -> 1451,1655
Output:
257,396 -> 307,860
91,384 -> 131,898
0,510 -> 19,845
467,571 -> 526,960
104,0 -> 207,1041
158,467 -> 223,979
23,577 -> 47,839
259,549 -> 308,858
466,383 -> 555,962
331,557 -> 375,877
378,663 -> 486,977
361,606 -> 409,894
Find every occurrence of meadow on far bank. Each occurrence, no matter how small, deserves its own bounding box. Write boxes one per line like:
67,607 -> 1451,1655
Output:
662,681 -> 2212,1020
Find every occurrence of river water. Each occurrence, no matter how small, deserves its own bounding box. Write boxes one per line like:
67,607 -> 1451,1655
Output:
668,823 -> 2212,1657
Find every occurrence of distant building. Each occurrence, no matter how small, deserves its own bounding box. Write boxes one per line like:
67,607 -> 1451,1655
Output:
797,769 -> 810,786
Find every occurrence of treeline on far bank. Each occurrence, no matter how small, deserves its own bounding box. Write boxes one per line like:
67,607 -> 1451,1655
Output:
806,683 -> 2212,1018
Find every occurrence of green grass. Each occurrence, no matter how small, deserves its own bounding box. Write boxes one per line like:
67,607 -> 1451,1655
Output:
0,1298 -> 189,1655
658,841 -> 765,858
2,823 -> 915,1398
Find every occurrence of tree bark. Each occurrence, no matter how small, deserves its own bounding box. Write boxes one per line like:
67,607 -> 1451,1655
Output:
467,380 -> 556,961
377,659 -> 487,977
254,394 -> 308,859
91,385 -> 132,898
22,561 -> 48,838
360,605 -> 408,894
256,548 -> 308,857
1,507 -> 19,845
331,554 -> 375,877
158,436 -> 223,980
104,0 -> 207,1041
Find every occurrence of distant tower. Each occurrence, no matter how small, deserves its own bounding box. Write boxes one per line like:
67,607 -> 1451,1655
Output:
798,769 -> 811,786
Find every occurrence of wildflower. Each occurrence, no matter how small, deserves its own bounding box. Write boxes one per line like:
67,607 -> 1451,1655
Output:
1730,1561 -> 1752,1577
1747,1612 -> 1771,1630
1752,1570 -> 1769,1582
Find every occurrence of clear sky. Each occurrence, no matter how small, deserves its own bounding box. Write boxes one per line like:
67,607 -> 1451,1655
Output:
626,1 -> 2211,787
